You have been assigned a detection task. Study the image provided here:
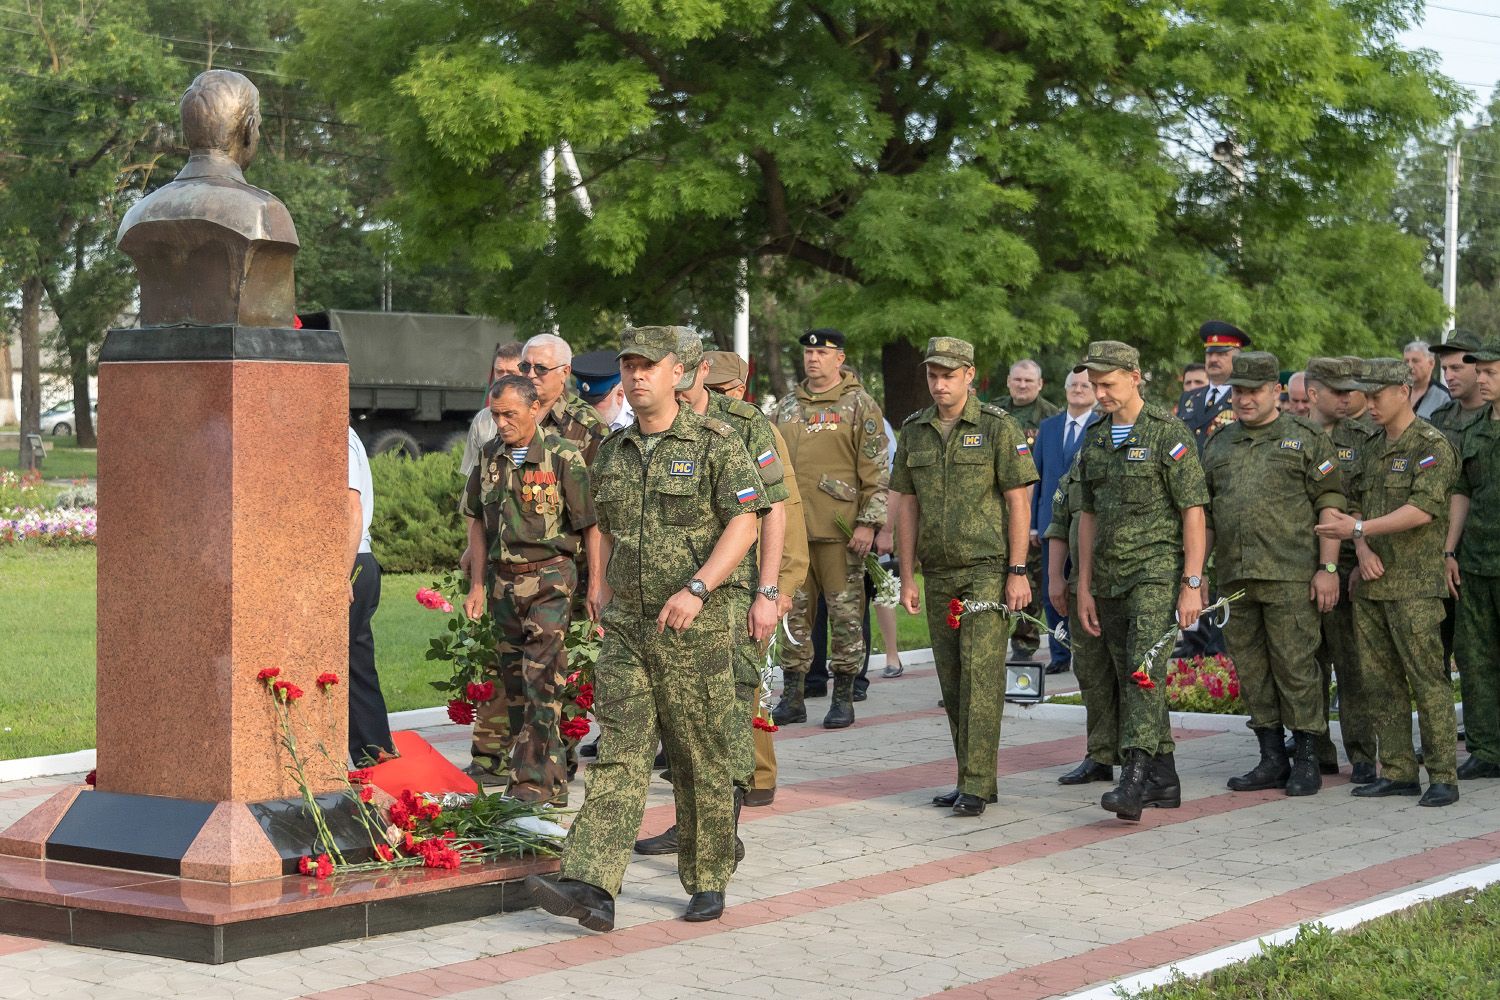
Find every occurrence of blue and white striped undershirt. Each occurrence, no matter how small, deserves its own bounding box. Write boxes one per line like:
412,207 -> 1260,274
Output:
1110,424 -> 1133,447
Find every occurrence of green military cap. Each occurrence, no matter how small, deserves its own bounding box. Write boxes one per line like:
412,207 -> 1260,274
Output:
1226,350 -> 1280,388
703,350 -> 749,389
617,325 -> 679,363
1304,356 -> 1359,392
1432,328 -> 1484,357
1351,357 -> 1413,391
1072,340 -> 1140,374
1463,339 -> 1500,364
673,327 -> 705,391
922,336 -> 975,369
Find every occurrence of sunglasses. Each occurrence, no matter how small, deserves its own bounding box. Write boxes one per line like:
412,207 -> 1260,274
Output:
519,362 -> 561,376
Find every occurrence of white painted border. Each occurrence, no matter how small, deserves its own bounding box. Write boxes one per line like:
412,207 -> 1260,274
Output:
1064,861 -> 1500,999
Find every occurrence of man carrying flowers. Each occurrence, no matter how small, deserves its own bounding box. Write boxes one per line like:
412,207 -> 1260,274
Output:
891,336 -> 1037,817
461,374 -> 603,807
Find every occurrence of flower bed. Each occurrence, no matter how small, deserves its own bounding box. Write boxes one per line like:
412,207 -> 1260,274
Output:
1047,654 -> 1246,715
0,507 -> 96,546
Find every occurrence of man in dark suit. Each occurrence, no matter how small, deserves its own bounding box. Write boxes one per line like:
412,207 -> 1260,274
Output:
1032,370 -> 1099,674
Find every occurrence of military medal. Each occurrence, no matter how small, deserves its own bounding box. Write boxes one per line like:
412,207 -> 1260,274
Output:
521,469 -> 534,503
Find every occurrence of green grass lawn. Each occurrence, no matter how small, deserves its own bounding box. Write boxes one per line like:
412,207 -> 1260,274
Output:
2,436 -> 98,480
1126,883 -> 1500,999
0,550 -> 931,760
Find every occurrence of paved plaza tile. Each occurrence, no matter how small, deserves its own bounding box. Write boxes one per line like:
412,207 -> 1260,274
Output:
0,657 -> 1496,999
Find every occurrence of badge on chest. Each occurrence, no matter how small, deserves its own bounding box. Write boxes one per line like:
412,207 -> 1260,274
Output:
961,433 -> 983,448
1389,458 -> 1409,473
669,459 -> 696,476
806,410 -> 842,433
1127,447 -> 1149,461
522,469 -> 559,514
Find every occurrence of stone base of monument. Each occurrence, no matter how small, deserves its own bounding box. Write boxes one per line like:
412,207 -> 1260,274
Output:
0,851 -> 557,963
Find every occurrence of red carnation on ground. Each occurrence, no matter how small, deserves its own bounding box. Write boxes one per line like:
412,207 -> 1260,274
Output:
375,844 -> 394,862
347,768 -> 373,785
752,716 -> 778,733
314,853 -> 333,880
359,784 -> 375,803
447,699 -> 476,725
402,831 -> 419,853
84,769 -> 96,786
272,679 -> 304,702
416,587 -> 454,613
298,855 -> 312,875
257,667 -> 280,682
574,683 -> 594,712
417,800 -> 442,821
388,799 -> 411,830
465,681 -> 495,703
560,716 -> 592,741
316,672 -> 340,689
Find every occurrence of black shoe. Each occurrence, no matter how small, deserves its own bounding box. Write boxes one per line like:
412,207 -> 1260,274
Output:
635,827 -> 679,854
1228,729 -> 1290,792
823,675 -> 855,729
1058,760 -> 1114,785
1350,762 -> 1378,785
683,891 -> 725,922
1351,778 -> 1421,798
932,788 -> 996,806
1419,783 -> 1460,807
951,793 -> 986,817
464,759 -> 504,780
1044,662 -> 1069,675
1458,756 -> 1500,780
1285,732 -> 1322,797
579,742 -> 599,759
772,675 -> 807,725
653,748 -> 667,769
743,787 -> 775,807
525,876 -> 615,932
853,687 -> 868,703
1101,749 -> 1151,821
1143,752 -> 1181,809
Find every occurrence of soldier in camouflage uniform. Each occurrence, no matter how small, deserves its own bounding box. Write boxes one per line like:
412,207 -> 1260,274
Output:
634,332 -> 789,858
990,360 -> 1059,660
527,326 -> 769,931
1316,358 -> 1460,807
1202,352 -> 1346,797
772,328 -> 889,729
1046,463 -> 1117,784
891,337 -> 1038,817
1073,341 -> 1209,821
1445,339 -> 1500,781
460,375 -> 601,806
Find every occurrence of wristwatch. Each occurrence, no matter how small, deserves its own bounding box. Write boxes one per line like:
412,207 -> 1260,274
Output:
1007,564 -> 1028,576
686,579 -> 709,600
1182,575 -> 1202,588
1445,551 -> 1458,560
1321,563 -> 1338,575
755,584 -> 780,601
1352,520 -> 1364,540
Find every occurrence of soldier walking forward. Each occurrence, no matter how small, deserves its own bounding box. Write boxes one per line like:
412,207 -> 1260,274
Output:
526,327 -> 769,930
461,375 -> 602,806
892,338 -> 1037,817
1073,342 -> 1209,821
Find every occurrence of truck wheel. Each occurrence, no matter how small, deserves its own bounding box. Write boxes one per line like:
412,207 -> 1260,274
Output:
53,422 -> 71,437
440,431 -> 469,455
369,429 -> 422,458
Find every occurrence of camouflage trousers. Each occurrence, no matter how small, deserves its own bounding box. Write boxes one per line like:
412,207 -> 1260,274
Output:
560,599 -> 738,897
784,541 -> 866,677
1094,583 -> 1176,756
1354,595 -> 1457,785
1010,544 -> 1045,656
1322,570 -> 1376,767
727,591 -> 775,792
1068,585 -> 1119,766
476,559 -> 574,804
924,569 -> 1010,799
1457,572 -> 1500,766
1221,580 -> 1326,735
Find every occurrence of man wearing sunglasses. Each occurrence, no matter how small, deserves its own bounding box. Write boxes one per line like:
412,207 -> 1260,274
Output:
523,333 -> 609,467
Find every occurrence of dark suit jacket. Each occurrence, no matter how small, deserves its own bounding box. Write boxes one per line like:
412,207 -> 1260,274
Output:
1031,409 -> 1098,533
1177,383 -> 1234,450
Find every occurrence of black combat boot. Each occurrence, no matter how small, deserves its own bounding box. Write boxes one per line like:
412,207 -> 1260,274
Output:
1100,749 -> 1151,821
1228,728 -> 1290,791
772,673 -> 807,725
823,674 -> 855,729
1143,751 -> 1181,809
1284,731 -> 1322,796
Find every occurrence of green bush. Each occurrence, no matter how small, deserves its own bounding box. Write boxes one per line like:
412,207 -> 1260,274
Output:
369,447 -> 467,573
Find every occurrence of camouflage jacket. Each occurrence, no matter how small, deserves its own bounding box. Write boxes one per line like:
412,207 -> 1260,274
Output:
774,372 -> 889,541
1077,402 -> 1209,597
1330,412 -> 1380,571
1428,397 -> 1488,453
704,391 -> 790,592
1043,463 -> 1084,587
461,430 -> 596,567
1351,417 -> 1457,601
592,405 -> 770,618
890,396 -> 1038,574
989,394 -> 1059,456
1454,412 -> 1500,577
1202,412 -> 1345,584
541,391 -> 609,466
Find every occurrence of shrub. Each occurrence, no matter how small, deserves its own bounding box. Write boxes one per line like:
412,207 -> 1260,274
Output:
1165,653 -> 1244,714
0,469 -> 42,513
369,447 -> 467,574
51,481 -> 97,510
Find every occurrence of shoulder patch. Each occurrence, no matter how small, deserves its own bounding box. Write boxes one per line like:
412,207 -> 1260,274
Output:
1418,454 -> 1438,470
1168,441 -> 1188,461
901,408 -> 927,426
1315,458 -> 1335,479
980,402 -> 1008,419
701,416 -> 733,438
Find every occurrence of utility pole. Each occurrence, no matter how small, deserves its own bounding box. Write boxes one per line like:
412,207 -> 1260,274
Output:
1444,140 -> 1462,342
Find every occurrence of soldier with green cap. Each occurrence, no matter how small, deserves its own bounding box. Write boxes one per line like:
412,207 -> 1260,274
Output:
891,337 -> 1038,817
1444,339 -> 1500,781
1203,352 -> 1346,797
1316,358 -> 1460,807
525,325 -> 770,930
1073,340 -> 1209,821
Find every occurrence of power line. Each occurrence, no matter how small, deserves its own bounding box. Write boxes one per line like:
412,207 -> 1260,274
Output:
1429,4 -> 1500,20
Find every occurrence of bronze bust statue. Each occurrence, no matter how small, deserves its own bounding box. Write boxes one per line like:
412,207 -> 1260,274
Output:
118,70 -> 299,329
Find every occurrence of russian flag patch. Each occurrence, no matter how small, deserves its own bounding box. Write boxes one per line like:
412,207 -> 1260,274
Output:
736,486 -> 759,504
1169,442 -> 1188,461
1015,442 -> 1031,457
756,450 -> 775,468
1418,454 -> 1437,470
1316,459 -> 1335,478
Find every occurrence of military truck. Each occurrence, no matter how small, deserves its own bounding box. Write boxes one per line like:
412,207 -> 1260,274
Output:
301,310 -> 516,456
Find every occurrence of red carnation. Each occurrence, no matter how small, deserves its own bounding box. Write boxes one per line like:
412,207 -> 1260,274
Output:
298,855 -> 312,876
447,699 -> 476,725
949,598 -> 964,615
359,784 -> 374,803
560,716 -> 592,741
402,831 -> 419,853
257,667 -> 280,682
347,768 -> 373,785
272,680 -> 304,702
316,672 -> 340,689
84,769 -> 96,786
375,844 -> 394,862
465,681 -> 495,703
388,799 -> 411,830
417,800 -> 442,821
574,683 -> 594,712
947,614 -> 961,630
1131,669 -> 1155,690
752,716 -> 779,733
314,853 -> 333,880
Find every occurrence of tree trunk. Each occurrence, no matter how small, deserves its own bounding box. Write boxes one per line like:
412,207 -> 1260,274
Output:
66,330 -> 95,447
880,336 -> 926,426
0,327 -> 14,426
756,318 -> 789,402
18,277 -> 42,471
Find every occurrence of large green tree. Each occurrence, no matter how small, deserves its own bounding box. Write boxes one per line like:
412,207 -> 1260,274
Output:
293,0 -> 1460,418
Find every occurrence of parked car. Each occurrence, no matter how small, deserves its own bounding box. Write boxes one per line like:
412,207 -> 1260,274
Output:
39,401 -> 99,436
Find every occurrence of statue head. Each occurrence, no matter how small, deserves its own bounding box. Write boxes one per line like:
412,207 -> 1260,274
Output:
180,70 -> 260,168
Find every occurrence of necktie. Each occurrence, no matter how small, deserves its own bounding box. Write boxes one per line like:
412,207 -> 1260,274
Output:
1064,419 -> 1078,454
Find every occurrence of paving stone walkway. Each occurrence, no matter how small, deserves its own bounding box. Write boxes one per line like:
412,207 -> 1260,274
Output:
0,654 -> 1495,1000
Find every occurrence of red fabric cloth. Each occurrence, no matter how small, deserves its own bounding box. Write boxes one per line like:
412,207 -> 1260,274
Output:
366,731 -> 477,799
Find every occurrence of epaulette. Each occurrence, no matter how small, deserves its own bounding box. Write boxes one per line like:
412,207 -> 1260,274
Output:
701,416 -> 734,438
720,396 -> 761,421
1285,414 -> 1326,437
901,407 -> 930,426
979,402 -> 1008,419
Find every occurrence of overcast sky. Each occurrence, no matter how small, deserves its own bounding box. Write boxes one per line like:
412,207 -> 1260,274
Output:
1400,2 -> 1500,122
